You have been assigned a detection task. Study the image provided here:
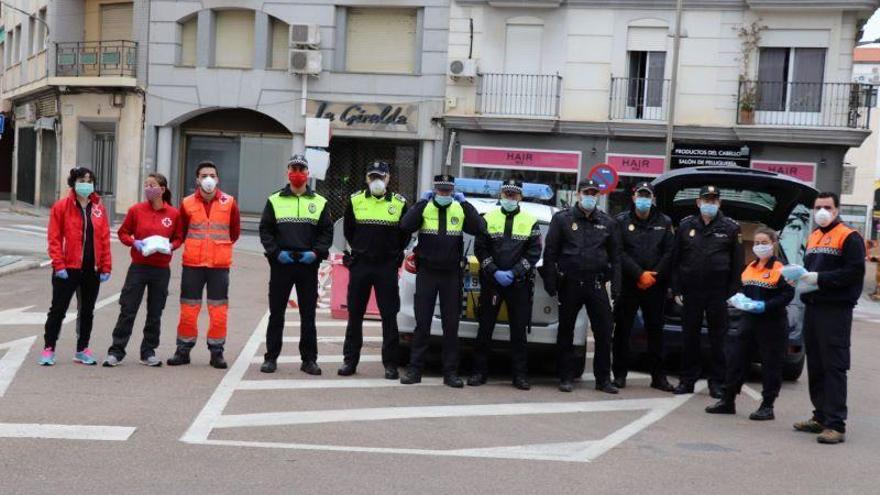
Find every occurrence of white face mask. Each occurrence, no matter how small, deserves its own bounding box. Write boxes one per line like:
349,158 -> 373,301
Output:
814,208 -> 834,228
199,176 -> 217,193
752,244 -> 774,260
369,179 -> 386,196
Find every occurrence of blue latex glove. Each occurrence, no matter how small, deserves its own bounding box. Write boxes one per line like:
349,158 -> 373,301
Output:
494,270 -> 514,287
298,251 -> 317,265
99,273 -> 111,283
751,301 -> 765,314
453,192 -> 466,203
133,240 -> 145,253
277,251 -> 295,265
54,269 -> 68,279
421,191 -> 434,201
781,265 -> 807,282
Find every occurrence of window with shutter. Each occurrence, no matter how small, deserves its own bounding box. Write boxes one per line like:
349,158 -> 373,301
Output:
180,17 -> 197,66
270,17 -> 288,70
215,10 -> 255,69
100,2 -> 134,41
345,8 -> 417,74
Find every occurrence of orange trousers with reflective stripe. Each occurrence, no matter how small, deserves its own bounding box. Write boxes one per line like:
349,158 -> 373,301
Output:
177,266 -> 229,349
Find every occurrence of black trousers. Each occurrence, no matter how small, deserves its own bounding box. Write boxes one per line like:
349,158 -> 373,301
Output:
343,258 -> 400,367
265,262 -> 319,362
724,311 -> 787,402
679,289 -> 729,387
613,285 -> 667,380
473,275 -> 530,379
804,304 -> 852,433
44,268 -> 100,352
409,267 -> 461,375
557,275 -> 613,383
108,264 -> 171,360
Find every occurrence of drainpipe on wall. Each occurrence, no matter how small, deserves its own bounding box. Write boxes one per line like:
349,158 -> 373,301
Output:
664,0 -> 683,168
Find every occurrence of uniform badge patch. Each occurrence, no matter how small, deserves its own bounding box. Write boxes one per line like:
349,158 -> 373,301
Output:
219,194 -> 230,205
763,272 -> 770,279
628,224 -> 635,232
308,203 -> 317,214
388,205 -> 396,215
161,217 -> 172,228
572,223 -> 578,231
450,217 -> 460,225
689,229 -> 695,237
822,236 -> 832,245
92,208 -> 103,219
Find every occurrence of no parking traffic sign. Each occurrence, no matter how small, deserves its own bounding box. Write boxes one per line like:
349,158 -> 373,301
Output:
587,163 -> 619,195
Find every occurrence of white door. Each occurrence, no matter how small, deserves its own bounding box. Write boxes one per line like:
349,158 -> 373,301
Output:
501,24 -> 543,115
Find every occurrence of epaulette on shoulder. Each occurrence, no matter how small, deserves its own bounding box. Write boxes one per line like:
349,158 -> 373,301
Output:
394,193 -> 407,203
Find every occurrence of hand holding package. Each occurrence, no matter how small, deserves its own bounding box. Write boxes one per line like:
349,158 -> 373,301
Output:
781,265 -> 807,282
141,235 -> 172,256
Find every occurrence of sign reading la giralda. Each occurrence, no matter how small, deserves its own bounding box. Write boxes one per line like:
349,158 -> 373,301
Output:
307,100 -> 418,133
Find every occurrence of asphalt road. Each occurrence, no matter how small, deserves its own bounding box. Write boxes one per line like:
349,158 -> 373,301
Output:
0,213 -> 878,494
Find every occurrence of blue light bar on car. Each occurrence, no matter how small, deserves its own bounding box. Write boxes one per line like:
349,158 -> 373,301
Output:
454,178 -> 554,200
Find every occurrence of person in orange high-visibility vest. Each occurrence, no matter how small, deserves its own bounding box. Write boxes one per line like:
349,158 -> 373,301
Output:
167,161 -> 241,369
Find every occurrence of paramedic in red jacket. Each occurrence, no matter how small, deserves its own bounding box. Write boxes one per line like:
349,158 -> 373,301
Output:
103,173 -> 182,368
41,167 -> 112,366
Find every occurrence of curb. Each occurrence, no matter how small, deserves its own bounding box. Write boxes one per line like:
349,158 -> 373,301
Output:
0,259 -> 44,278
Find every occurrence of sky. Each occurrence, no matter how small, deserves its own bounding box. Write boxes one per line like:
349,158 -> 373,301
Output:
863,8 -> 880,42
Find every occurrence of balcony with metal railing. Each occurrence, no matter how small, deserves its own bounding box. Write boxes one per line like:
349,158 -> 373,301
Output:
54,40 -> 137,78
736,80 -> 874,129
475,73 -> 562,118
608,76 -> 670,122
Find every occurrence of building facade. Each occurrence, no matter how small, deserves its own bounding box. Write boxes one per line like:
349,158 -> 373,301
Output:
845,42 -> 880,239
443,0 -> 879,217
144,0 -> 449,220
1,0 -> 148,215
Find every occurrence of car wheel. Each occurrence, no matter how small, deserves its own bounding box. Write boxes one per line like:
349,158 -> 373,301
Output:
783,355 -> 805,382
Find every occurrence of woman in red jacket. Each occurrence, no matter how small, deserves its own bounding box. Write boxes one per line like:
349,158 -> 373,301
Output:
42,167 -> 112,366
103,173 -> 182,367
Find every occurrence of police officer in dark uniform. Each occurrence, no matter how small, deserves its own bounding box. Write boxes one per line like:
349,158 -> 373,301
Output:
339,161 -> 409,379
612,182 -> 675,392
542,179 -> 621,394
787,192 -> 865,444
671,185 -> 743,398
258,155 -> 334,375
399,174 -> 485,387
470,179 -> 542,390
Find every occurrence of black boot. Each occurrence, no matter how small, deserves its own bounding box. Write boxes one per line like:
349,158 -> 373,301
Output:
400,369 -> 422,385
260,359 -> 277,374
166,347 -> 191,366
709,383 -> 725,399
513,376 -> 531,391
596,381 -> 619,394
673,382 -> 694,395
443,374 -> 464,388
384,365 -> 399,380
612,376 -> 627,389
337,362 -> 357,376
558,381 -> 574,393
705,395 -> 736,415
300,360 -> 322,376
467,373 -> 487,387
209,349 -> 228,369
749,400 -> 775,421
650,375 -> 676,393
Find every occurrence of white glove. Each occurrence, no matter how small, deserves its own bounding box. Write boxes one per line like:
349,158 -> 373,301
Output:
781,264 -> 807,282
800,272 -> 819,286
674,295 -> 684,307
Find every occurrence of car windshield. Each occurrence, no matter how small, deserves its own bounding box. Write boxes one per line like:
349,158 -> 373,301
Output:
673,187 -> 777,212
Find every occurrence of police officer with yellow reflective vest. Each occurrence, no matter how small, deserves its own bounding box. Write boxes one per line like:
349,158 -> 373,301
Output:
470,179 -> 542,390
670,185 -> 743,398
542,179 -> 622,394
784,192 -> 865,445
258,155 -> 333,375
339,161 -> 409,380
612,182 -> 676,392
399,174 -> 486,387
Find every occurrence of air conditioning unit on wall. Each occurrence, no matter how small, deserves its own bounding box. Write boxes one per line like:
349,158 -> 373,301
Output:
290,24 -> 320,48
449,59 -> 478,79
289,49 -> 322,75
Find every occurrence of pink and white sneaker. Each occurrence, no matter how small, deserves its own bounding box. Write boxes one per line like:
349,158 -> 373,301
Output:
73,348 -> 97,366
39,347 -> 56,366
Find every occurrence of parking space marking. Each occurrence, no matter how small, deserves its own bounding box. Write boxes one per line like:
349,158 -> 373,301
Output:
183,311 -> 704,462
0,424 -> 136,441
0,337 -> 36,397
250,354 -> 381,364
285,320 -> 382,328
741,385 -> 762,402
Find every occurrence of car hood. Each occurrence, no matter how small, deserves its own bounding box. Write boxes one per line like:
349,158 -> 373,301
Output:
652,166 -> 818,229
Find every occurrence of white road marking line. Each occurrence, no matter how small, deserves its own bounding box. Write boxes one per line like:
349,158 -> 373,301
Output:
212,396 -> 694,429
0,423 -> 135,441
285,320 -> 381,328
580,371 -> 650,382
237,377 -> 445,390
39,260 -> 52,268
0,227 -> 44,237
741,385 -> 763,402
0,293 -> 119,326
94,292 -> 121,311
250,354 -> 381,364
278,336 -> 382,344
181,311 -> 270,443
0,337 -> 36,397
